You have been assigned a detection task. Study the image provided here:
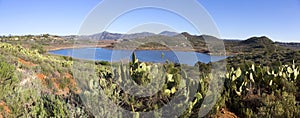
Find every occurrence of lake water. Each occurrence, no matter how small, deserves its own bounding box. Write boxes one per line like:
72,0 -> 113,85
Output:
48,48 -> 227,65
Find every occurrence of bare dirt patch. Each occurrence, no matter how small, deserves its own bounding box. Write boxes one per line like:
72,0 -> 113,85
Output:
214,108 -> 238,118
0,101 -> 11,117
18,58 -> 36,67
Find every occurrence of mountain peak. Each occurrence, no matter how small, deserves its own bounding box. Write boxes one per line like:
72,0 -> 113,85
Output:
242,36 -> 274,45
159,31 -> 179,37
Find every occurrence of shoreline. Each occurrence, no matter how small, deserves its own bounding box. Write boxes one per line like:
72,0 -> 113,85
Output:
46,43 -> 234,56
46,44 -> 113,51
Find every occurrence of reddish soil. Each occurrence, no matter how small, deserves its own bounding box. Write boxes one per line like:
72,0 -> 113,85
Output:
64,73 -> 81,94
214,108 -> 238,118
36,73 -> 46,82
36,72 -> 81,96
50,73 -> 81,96
46,40 -> 116,51
65,73 -> 72,79
0,101 -> 11,117
18,58 -> 36,67
51,78 -> 69,96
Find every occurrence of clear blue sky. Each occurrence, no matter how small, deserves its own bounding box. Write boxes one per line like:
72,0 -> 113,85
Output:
0,0 -> 300,42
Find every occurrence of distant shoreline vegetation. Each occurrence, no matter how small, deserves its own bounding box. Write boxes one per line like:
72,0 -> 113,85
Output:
1,31 -> 300,56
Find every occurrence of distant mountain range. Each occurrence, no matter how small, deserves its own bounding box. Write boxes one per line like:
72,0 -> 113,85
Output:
67,31 -> 180,40
61,31 -> 300,49
61,31 -> 267,42
159,31 -> 180,37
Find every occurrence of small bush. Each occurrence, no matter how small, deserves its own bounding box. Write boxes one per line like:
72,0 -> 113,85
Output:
31,43 -> 46,54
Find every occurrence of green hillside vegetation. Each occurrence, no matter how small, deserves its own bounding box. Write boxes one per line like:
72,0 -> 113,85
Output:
181,33 -> 283,55
0,34 -> 299,117
0,35 -> 113,52
1,33 -> 299,55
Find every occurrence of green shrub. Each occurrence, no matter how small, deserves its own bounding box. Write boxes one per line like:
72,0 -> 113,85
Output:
31,43 -> 46,54
0,61 -> 18,100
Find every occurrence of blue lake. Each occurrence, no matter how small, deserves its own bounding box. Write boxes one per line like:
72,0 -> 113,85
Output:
48,48 -> 227,65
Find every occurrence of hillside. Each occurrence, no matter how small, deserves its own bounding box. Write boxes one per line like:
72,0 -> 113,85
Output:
2,32 -> 300,55
179,33 -> 284,55
0,38 -> 299,117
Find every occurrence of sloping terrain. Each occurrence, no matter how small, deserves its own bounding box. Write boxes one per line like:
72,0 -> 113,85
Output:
0,34 -> 299,117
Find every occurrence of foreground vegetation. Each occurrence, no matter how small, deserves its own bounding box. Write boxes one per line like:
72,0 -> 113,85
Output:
0,35 -> 299,117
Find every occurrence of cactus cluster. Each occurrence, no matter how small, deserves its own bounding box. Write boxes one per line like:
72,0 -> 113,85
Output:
0,42 -> 299,117
224,62 -> 299,117
225,62 -> 299,97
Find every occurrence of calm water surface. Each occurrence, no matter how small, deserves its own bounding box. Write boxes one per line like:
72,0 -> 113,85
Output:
49,48 -> 227,65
